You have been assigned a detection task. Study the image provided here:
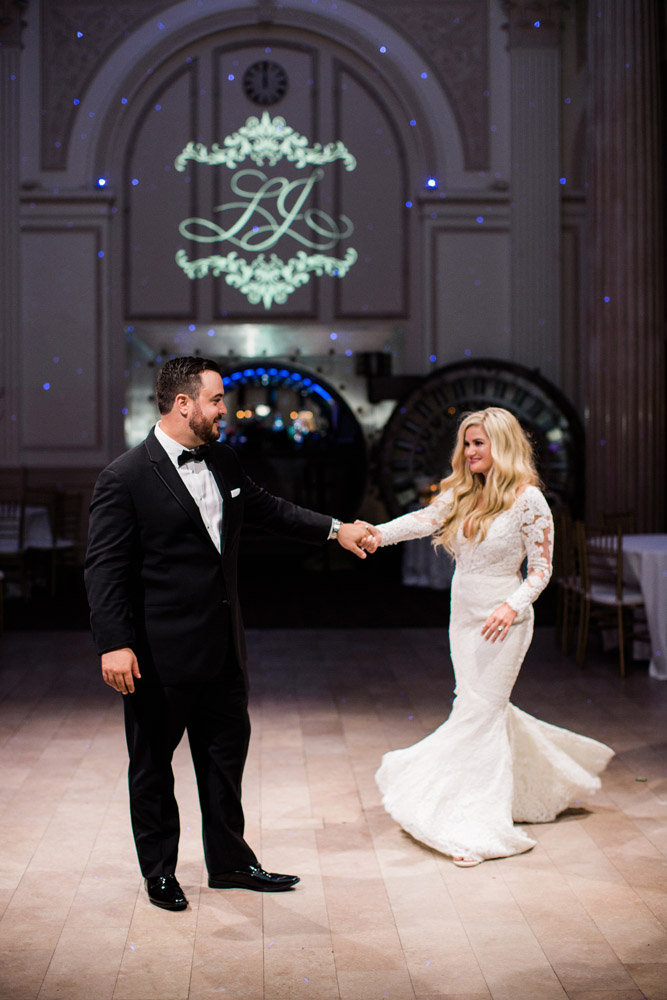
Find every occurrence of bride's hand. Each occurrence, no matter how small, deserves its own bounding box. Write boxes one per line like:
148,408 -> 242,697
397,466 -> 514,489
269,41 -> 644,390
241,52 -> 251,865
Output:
481,603 -> 517,642
354,519 -> 381,552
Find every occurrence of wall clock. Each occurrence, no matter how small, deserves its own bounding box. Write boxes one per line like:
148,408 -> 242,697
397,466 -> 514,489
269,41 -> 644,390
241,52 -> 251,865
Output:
378,359 -> 584,518
242,60 -> 289,106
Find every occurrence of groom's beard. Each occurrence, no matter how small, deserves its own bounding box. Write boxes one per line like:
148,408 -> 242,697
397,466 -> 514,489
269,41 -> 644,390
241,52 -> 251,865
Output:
189,403 -> 220,445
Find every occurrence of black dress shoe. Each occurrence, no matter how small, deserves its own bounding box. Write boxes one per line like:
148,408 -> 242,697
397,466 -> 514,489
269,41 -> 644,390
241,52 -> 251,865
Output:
145,874 -> 188,910
208,864 -> 300,892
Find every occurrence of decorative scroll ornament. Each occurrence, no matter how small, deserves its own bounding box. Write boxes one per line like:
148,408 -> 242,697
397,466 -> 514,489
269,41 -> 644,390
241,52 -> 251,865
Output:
174,111 -> 357,173
175,247 -> 358,311
174,113 -> 357,308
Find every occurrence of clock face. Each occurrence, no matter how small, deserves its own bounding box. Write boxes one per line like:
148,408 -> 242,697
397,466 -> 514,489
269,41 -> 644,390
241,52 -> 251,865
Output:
378,360 -> 584,517
242,60 -> 289,106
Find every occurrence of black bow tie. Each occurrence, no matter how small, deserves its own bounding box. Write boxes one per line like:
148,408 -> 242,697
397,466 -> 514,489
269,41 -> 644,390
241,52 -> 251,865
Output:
178,445 -> 211,466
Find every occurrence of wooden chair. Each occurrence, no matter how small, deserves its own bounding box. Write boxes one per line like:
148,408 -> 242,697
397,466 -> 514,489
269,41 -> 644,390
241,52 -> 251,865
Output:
553,508 -> 581,654
575,521 -> 645,677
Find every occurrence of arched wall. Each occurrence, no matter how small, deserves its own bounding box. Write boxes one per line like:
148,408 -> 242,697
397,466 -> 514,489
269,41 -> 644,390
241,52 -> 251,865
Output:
14,1 -> 521,469
69,0 -> 464,187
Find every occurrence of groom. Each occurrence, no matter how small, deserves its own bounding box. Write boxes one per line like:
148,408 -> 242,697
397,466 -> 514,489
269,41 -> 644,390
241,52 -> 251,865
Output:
85,356 -> 371,910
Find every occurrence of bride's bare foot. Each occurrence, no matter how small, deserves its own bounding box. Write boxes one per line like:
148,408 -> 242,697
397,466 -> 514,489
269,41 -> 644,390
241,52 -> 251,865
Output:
452,856 -> 482,867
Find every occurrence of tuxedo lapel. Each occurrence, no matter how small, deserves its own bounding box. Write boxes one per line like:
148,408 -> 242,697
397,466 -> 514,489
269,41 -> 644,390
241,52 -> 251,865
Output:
143,430 -> 216,548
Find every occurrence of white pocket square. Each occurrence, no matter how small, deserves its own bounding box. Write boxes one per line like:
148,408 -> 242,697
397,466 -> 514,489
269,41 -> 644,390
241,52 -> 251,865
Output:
230,487 -> 241,498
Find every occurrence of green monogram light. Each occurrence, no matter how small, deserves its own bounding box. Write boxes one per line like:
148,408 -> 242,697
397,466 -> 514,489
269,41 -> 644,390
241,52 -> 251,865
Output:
174,113 -> 358,308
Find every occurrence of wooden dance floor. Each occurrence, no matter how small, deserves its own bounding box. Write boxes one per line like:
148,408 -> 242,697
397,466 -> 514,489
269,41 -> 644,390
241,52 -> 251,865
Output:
1,627 -> 666,999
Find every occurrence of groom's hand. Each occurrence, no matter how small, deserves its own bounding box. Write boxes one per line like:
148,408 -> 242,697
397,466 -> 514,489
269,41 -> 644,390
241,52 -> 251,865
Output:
336,522 -> 374,559
101,648 -> 141,693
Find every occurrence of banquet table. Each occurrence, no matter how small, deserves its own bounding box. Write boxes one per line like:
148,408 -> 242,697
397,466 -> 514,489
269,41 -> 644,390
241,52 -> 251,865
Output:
621,534 -> 667,680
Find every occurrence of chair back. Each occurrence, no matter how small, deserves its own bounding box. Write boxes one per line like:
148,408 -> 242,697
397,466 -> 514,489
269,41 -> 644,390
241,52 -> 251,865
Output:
54,491 -> 84,548
576,521 -> 623,602
0,500 -> 25,554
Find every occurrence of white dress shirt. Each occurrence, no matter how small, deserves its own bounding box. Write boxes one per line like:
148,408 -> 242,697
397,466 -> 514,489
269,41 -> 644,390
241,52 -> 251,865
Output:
154,422 -> 223,552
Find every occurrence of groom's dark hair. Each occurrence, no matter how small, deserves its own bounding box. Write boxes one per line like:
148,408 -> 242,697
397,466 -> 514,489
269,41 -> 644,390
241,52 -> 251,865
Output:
156,356 -> 221,414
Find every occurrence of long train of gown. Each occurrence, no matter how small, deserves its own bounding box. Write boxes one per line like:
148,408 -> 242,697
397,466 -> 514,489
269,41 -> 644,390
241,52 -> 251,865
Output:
374,487 -> 614,861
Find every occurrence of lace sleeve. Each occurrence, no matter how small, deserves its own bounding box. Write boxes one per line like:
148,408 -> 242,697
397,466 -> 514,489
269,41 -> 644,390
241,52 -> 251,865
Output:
505,487 -> 554,615
376,490 -> 453,546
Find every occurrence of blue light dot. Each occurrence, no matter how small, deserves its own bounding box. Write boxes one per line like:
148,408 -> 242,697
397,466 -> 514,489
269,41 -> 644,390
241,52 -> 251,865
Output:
534,20 -> 541,27
122,407 -> 128,415
96,177 -> 106,187
131,178 -> 139,186
97,251 -> 104,258
53,357 -> 59,363
157,22 -> 165,30
345,349 -> 353,357
429,354 -> 437,363
43,383 -> 51,390
465,349 -> 472,356
405,201 -> 413,208
600,439 -> 606,446
604,296 -> 610,303
188,324 -> 196,331
476,216 -> 484,223
564,97 -> 572,104
155,104 -> 162,111
207,329 -> 215,337
409,119 -> 417,127
121,97 -> 128,105
420,72 -> 428,80
426,177 -> 438,189
559,177 -> 567,185
265,46 -> 271,53
76,31 -> 83,38
330,332 -> 338,340
73,98 -> 80,106
379,45 -> 387,53
228,74 -> 235,81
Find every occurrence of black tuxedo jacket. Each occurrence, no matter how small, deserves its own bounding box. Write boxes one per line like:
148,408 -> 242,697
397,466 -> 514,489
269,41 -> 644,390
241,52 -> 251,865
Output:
84,428 -> 331,686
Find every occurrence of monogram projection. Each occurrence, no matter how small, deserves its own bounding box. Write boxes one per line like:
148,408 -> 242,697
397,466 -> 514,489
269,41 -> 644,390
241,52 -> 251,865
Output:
174,113 -> 358,309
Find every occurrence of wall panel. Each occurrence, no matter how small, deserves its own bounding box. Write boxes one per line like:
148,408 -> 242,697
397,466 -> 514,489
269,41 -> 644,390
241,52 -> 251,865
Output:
431,224 -> 511,364
21,227 -> 103,457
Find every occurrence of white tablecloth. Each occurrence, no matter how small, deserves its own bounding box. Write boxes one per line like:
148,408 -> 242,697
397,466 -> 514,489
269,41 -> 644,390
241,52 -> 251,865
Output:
621,535 -> 667,680
0,505 -> 54,553
24,506 -> 54,548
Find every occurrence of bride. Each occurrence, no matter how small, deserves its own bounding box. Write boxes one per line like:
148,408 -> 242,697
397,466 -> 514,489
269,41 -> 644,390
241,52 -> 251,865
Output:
364,407 -> 614,867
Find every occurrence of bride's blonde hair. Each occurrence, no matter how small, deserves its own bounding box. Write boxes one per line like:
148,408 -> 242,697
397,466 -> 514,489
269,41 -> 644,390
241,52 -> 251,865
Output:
433,407 -> 539,554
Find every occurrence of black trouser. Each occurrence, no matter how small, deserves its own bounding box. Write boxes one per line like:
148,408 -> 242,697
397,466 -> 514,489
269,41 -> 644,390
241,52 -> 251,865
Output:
123,650 -> 258,879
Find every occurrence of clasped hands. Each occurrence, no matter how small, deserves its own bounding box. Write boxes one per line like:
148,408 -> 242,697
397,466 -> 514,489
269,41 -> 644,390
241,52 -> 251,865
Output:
335,520 -> 382,559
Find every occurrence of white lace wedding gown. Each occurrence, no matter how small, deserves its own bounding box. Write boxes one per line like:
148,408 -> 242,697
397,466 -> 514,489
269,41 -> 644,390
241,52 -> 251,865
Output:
375,486 -> 614,861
